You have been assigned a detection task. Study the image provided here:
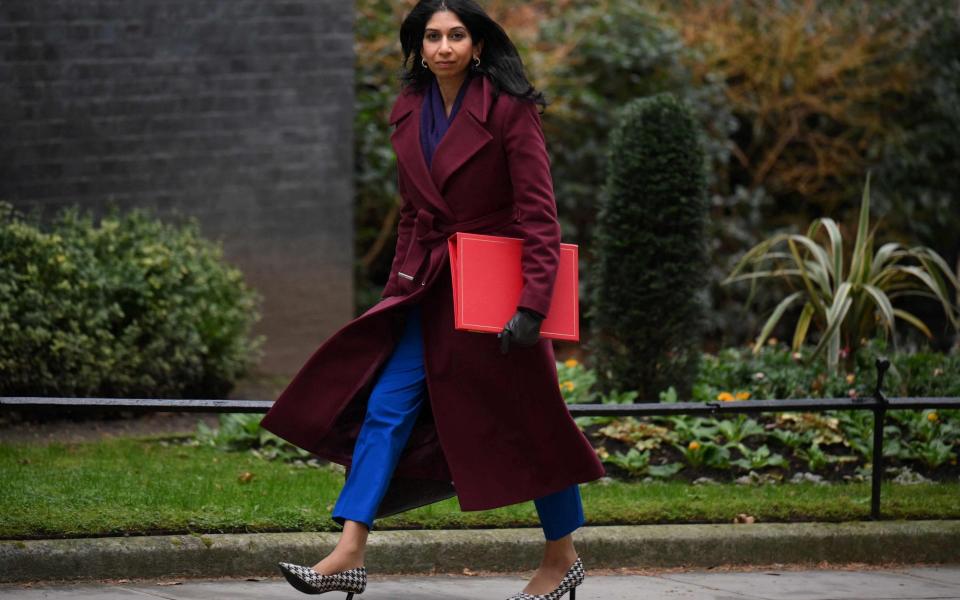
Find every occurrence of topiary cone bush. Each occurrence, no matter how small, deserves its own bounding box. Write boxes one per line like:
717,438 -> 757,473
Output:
589,93 -> 709,402
0,202 -> 264,400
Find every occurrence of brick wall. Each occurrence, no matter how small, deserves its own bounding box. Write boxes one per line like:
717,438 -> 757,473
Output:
0,1 -> 356,385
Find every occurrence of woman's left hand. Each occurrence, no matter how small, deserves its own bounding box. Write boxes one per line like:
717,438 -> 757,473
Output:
498,308 -> 544,354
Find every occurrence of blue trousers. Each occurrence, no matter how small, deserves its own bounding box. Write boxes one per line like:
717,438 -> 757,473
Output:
331,303 -> 585,540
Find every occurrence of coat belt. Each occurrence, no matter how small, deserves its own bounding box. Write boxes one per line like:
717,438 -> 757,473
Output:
397,205 -> 518,286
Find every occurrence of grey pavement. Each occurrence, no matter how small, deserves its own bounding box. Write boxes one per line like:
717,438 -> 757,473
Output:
2,566 -> 960,599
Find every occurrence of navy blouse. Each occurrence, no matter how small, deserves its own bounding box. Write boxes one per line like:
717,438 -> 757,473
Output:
420,72 -> 473,169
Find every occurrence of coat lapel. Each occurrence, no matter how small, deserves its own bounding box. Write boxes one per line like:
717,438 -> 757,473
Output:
430,75 -> 493,193
388,75 -> 494,219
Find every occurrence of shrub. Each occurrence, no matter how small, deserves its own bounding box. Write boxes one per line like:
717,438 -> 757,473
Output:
536,0 -> 734,245
723,174 -> 960,375
590,93 -> 709,401
0,202 -> 263,398
695,337 -> 960,402
663,0 -> 917,216
658,0 -> 959,351
872,0 -> 960,262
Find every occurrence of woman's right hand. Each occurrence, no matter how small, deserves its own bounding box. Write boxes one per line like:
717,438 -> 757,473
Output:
497,308 -> 544,354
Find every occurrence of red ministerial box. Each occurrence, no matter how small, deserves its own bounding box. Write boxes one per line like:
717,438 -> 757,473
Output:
447,232 -> 580,342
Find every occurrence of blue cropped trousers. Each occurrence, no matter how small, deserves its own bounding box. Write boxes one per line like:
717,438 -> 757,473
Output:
331,303 -> 585,540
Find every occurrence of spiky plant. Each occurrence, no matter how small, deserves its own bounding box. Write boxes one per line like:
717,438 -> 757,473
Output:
723,173 -> 959,375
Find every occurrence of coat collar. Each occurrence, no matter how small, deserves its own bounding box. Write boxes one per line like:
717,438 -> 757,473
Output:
389,74 -> 494,220
389,72 -> 493,126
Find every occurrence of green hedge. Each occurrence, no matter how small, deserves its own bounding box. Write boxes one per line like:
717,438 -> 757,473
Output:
590,93 -> 709,401
0,202 -> 263,398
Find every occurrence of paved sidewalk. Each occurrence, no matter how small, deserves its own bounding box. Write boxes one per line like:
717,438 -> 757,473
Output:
2,565 -> 959,599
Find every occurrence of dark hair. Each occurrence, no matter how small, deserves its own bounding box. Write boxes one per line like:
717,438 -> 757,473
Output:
399,0 -> 547,111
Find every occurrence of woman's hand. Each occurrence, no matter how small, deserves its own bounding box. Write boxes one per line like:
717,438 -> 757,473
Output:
498,308 -> 545,354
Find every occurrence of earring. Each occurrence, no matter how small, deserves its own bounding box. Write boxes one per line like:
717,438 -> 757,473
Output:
421,57 -> 428,68
473,56 -> 481,68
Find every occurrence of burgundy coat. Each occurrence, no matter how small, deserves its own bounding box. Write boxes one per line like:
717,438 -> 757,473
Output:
259,73 -> 605,514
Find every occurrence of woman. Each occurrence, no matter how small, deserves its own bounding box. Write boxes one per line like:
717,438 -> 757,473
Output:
261,1 -> 606,598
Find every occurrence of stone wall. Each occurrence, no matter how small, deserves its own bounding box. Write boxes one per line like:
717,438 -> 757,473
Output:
0,1 -> 356,385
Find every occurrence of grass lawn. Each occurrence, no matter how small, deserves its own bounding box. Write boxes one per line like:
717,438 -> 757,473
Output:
2,436 -> 958,539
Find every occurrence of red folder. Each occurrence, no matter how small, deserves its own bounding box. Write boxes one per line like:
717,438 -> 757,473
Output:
448,232 -> 580,342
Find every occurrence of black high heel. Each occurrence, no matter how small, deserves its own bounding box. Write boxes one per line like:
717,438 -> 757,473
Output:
277,561 -> 366,598
505,556 -> 585,600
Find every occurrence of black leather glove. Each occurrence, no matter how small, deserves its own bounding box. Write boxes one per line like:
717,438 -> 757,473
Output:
498,308 -> 545,354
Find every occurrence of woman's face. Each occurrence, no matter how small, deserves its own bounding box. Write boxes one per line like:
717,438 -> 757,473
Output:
421,10 -> 481,81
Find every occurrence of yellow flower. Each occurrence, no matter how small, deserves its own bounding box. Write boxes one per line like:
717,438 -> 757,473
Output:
688,441 -> 700,451
717,392 -> 734,402
564,358 -> 579,368
735,391 -> 751,401
927,412 -> 939,423
562,380 -> 576,392
845,373 -> 856,384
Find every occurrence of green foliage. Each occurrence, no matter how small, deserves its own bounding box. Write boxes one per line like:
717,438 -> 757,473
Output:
723,175 -> 960,375
556,359 -> 598,404
191,345 -> 959,480
795,443 -> 837,473
568,339 -> 958,479
599,446 -> 684,479
590,93 -> 709,402
663,415 -> 719,444
657,0 -> 960,351
0,202 -> 263,398
886,408 -> 960,470
353,0 -> 406,313
730,444 -> 788,472
673,440 -> 731,470
537,0 -> 734,245
195,413 -> 311,462
715,414 -> 765,446
834,411 -> 875,461
872,0 -> 960,265
886,350 -> 960,398
910,439 -> 955,471
698,337 -> 960,401
559,359 -> 638,428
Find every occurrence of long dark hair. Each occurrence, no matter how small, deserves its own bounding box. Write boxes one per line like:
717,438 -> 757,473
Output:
399,0 -> 547,111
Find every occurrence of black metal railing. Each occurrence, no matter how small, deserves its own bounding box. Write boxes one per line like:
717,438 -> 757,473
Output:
3,357 -> 958,519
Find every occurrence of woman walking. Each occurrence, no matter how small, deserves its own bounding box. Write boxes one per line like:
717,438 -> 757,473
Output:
259,1 -> 606,598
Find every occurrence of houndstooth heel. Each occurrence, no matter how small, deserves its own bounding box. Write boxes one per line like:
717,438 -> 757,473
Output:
278,562 -> 366,597
506,556 -> 585,600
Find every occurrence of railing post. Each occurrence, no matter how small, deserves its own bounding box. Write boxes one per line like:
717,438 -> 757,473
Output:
870,357 -> 890,520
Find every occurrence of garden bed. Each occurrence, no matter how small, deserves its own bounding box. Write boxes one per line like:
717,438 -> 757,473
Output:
558,341 -> 960,484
